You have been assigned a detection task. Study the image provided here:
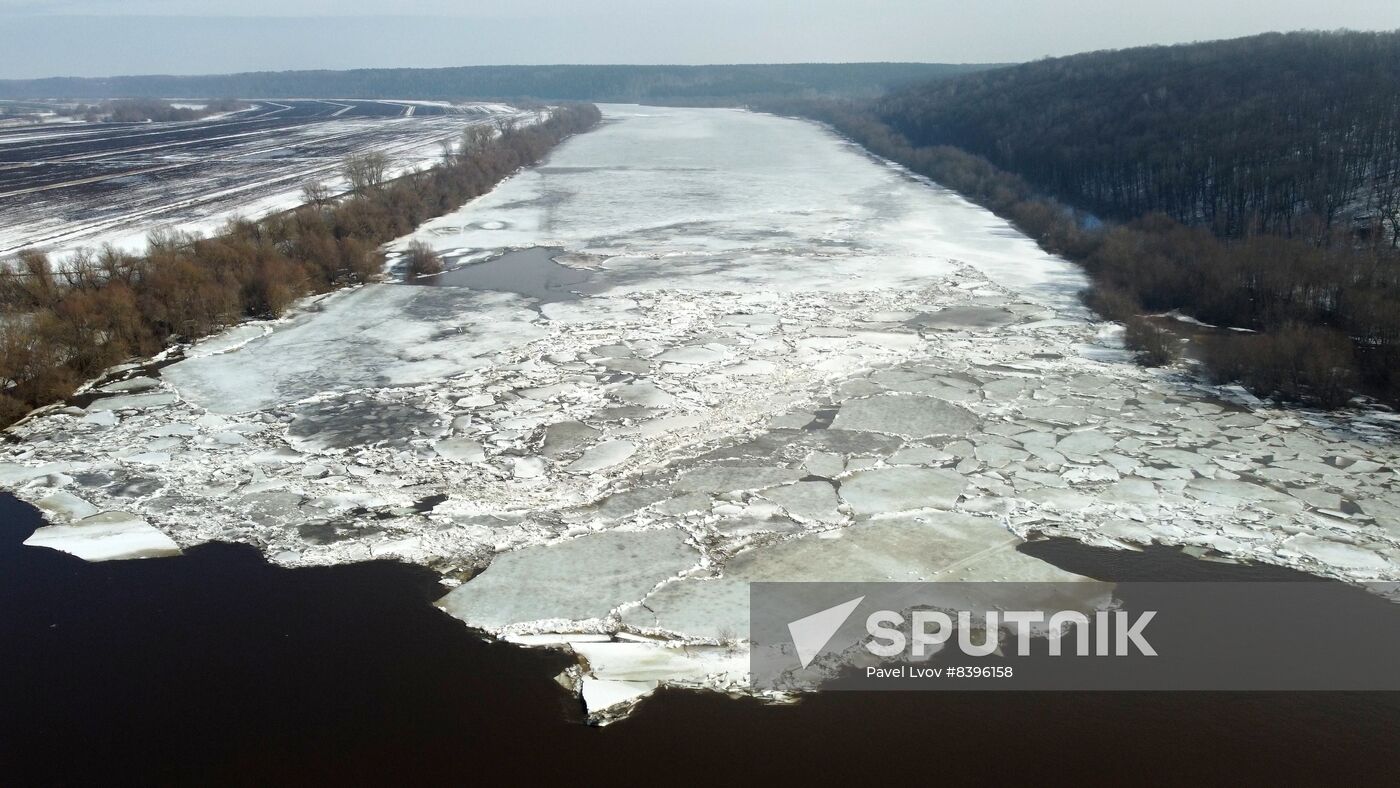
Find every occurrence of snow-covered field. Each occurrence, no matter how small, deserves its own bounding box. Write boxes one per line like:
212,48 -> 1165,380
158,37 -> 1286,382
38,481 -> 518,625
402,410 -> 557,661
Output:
0,99 -> 536,260
4,105 -> 1399,720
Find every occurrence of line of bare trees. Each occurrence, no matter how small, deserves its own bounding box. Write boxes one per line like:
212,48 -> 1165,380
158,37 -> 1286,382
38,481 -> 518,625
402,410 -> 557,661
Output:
0,104 -> 601,427
63,98 -> 247,123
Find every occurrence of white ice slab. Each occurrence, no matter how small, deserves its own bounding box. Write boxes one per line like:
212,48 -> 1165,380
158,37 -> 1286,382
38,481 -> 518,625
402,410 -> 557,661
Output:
23,511 -> 182,561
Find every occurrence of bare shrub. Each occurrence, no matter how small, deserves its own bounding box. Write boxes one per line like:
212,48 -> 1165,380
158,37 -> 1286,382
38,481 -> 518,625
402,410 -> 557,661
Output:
1123,317 -> 1180,367
403,241 -> 444,281
1082,285 -> 1141,323
1202,324 -> 1358,408
0,394 -> 29,427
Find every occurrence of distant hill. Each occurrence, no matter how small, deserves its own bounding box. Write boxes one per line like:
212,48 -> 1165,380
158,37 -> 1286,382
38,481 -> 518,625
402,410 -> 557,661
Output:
0,63 -> 999,104
876,31 -> 1400,239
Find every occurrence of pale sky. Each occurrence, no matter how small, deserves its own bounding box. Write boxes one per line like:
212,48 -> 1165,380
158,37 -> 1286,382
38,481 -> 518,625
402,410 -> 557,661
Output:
2,0 -> 1400,79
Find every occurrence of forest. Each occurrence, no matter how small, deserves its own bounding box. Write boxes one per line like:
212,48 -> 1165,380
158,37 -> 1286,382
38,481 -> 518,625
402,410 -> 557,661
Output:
0,63 -> 995,104
0,104 -> 602,428
874,31 -> 1400,243
760,33 -> 1400,409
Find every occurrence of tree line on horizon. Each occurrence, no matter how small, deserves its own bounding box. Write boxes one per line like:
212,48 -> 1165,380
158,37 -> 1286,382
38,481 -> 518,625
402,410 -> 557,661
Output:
0,63 -> 995,104
0,104 -> 602,427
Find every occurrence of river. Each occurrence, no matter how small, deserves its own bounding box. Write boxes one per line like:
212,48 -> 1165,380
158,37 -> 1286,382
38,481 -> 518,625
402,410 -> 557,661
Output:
3,104 -> 1399,781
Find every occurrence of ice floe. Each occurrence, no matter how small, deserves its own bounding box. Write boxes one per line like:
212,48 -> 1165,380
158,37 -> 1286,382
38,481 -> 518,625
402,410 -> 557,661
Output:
24,511 -> 182,561
437,530 -> 701,630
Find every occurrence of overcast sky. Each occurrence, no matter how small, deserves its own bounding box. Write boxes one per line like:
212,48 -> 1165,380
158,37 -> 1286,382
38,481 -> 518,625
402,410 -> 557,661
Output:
3,0 -> 1400,79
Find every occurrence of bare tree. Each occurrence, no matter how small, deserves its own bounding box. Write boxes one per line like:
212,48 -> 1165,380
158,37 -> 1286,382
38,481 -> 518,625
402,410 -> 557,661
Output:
438,138 -> 458,165
341,151 -> 392,194
491,116 -> 519,136
462,124 -> 494,152
301,180 -> 332,208
0,250 -> 59,310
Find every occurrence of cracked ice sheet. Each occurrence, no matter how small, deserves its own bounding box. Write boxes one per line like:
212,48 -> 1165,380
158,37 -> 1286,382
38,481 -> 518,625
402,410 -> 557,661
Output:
164,285 -> 546,414
6,104 -> 1400,721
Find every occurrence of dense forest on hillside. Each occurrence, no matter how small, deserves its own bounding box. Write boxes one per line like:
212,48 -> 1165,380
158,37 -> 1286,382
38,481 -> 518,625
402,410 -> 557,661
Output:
0,105 -> 601,427
0,63 -> 995,103
761,32 -> 1400,409
875,31 -> 1400,242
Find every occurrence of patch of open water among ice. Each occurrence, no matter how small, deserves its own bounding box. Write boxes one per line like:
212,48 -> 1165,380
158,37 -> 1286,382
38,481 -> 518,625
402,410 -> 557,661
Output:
420,246 -> 594,304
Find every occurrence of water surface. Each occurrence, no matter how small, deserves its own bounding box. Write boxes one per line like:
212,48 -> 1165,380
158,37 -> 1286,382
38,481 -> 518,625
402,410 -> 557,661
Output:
4,492 -> 1398,784
424,247 -> 592,303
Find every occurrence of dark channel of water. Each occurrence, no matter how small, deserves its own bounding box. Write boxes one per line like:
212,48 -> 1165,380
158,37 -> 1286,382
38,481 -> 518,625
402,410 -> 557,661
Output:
3,490 -> 1399,785
413,247 -> 593,303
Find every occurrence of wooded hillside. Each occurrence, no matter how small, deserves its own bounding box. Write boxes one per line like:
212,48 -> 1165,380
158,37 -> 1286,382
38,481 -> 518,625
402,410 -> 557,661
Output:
877,31 -> 1400,242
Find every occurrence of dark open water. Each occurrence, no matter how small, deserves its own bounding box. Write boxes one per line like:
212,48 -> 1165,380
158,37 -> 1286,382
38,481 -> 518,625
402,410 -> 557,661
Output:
419,247 -> 592,303
3,492 -> 1398,786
